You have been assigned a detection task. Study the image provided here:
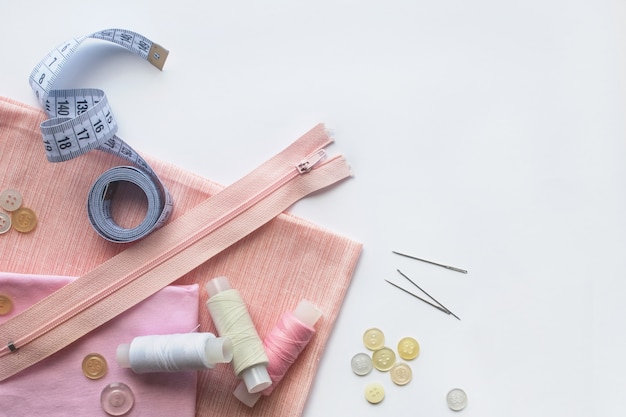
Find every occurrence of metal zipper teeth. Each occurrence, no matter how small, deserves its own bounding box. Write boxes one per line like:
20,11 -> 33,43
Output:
1,149 -> 328,356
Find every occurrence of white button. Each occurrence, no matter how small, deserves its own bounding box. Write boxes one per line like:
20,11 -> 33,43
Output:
0,213 -> 10,234
0,189 -> 22,212
101,382 -> 135,416
351,352 -> 373,376
447,388 -> 468,411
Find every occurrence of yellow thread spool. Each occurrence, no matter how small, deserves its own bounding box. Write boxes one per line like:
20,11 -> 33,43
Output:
205,276 -> 271,393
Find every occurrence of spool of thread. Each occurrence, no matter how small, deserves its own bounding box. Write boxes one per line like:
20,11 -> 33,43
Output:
116,332 -> 233,373
234,299 -> 322,407
205,276 -> 271,393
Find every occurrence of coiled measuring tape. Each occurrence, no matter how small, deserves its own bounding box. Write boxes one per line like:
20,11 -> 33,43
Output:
29,29 -> 173,243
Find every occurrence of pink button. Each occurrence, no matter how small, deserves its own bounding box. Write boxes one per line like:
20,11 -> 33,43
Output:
100,382 -> 135,416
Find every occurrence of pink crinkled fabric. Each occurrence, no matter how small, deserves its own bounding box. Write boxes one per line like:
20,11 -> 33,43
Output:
0,96 -> 362,417
0,272 -> 200,417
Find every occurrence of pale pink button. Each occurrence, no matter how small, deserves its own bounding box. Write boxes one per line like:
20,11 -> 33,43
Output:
100,382 -> 135,416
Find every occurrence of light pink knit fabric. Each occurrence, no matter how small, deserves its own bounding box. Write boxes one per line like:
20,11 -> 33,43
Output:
0,96 -> 362,417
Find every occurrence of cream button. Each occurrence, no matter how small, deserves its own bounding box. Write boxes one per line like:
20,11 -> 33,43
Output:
351,352 -> 373,376
101,382 -> 135,416
390,362 -> 412,386
364,382 -> 385,404
397,336 -> 420,360
446,388 -> 468,411
82,353 -> 108,380
372,346 -> 396,371
0,213 -> 10,234
0,189 -> 22,212
11,207 -> 37,233
0,294 -> 13,315
363,328 -> 385,351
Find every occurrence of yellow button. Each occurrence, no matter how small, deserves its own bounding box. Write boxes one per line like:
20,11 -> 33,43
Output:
390,362 -> 412,386
397,336 -> 420,360
363,328 -> 385,351
364,382 -> 385,404
0,189 -> 22,212
372,346 -> 396,371
11,207 -> 37,233
82,353 -> 108,380
0,213 -> 10,235
0,294 -> 13,315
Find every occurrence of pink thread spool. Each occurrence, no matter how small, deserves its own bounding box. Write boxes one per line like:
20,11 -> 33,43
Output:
234,299 -> 322,407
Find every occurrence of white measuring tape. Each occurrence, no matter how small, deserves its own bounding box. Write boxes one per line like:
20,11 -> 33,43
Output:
29,29 -> 173,242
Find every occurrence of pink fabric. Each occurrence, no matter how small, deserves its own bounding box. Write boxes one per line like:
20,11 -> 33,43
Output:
0,272 -> 199,417
0,96 -> 362,416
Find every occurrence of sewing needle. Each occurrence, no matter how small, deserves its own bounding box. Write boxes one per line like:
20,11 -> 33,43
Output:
392,251 -> 468,274
396,269 -> 461,321
384,279 -> 450,315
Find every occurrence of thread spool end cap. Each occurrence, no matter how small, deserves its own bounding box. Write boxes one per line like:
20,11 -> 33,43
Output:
241,364 -> 272,393
206,336 -> 233,364
234,381 -> 262,407
116,344 -> 131,368
205,276 -> 232,298
293,299 -> 323,327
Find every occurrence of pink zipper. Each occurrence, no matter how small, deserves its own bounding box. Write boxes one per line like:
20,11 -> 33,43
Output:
0,144 -> 334,358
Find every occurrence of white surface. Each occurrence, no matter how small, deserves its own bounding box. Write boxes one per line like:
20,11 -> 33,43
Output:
1,1 -> 625,416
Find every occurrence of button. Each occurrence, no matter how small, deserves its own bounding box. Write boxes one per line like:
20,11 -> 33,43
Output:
0,294 -> 13,315
351,352 -> 373,376
0,213 -> 11,234
0,189 -> 22,212
372,346 -> 396,371
82,353 -> 108,380
101,382 -> 135,416
11,207 -> 37,233
362,328 -> 385,351
446,388 -> 468,411
390,362 -> 412,386
364,382 -> 385,404
397,336 -> 420,360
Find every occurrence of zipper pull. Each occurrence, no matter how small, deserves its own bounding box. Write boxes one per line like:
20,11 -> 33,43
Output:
296,150 -> 327,174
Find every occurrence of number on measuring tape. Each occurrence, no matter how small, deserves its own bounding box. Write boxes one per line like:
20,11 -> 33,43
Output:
29,29 -> 172,243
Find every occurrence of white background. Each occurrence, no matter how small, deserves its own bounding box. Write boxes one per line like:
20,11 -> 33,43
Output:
1,1 -> 625,416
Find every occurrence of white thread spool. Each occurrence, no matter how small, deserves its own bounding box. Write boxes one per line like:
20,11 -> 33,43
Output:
116,332 -> 232,373
205,276 -> 271,393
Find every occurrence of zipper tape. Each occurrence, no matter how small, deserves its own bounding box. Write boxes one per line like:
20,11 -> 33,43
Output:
0,123 -> 352,381
30,29 -> 172,242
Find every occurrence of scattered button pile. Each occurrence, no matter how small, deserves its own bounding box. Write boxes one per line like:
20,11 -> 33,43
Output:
351,328 -> 420,404
0,189 -> 37,234
351,328 -> 468,410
